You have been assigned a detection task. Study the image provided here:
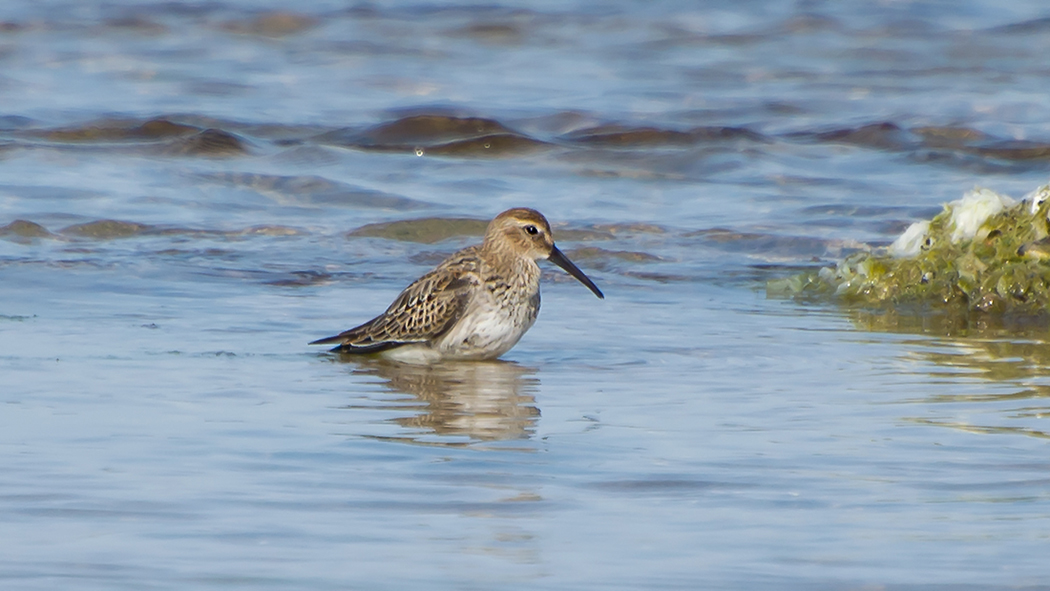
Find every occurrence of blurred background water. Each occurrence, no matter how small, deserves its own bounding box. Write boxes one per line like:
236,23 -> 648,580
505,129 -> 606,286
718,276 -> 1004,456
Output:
2,1 -> 1050,589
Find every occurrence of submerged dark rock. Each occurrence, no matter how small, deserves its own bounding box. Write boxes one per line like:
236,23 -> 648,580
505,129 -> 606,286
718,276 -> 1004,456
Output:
422,133 -> 551,157
0,219 -> 54,241
348,217 -> 488,244
562,124 -> 765,147
812,122 -> 916,150
60,220 -> 152,239
200,172 -> 430,209
219,11 -> 318,37
164,129 -> 248,156
37,118 -> 200,142
322,115 -> 517,149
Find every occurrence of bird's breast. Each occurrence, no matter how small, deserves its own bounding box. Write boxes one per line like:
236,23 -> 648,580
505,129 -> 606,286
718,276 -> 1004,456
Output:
435,279 -> 540,360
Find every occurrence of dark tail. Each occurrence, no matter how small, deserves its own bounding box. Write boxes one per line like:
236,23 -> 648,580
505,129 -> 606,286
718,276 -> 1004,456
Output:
309,334 -> 345,346
310,335 -> 408,355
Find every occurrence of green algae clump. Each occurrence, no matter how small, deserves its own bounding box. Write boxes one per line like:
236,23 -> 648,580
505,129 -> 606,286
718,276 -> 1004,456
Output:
769,185 -> 1050,317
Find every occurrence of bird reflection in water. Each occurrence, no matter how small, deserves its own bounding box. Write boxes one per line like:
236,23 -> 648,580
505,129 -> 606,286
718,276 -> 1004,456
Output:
342,359 -> 541,447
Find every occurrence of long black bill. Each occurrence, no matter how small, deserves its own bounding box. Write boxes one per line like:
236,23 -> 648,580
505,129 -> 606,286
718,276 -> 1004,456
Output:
548,245 -> 605,299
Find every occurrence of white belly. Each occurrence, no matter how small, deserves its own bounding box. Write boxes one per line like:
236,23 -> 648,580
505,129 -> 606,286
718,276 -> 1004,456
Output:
434,297 -> 537,360
375,305 -> 534,364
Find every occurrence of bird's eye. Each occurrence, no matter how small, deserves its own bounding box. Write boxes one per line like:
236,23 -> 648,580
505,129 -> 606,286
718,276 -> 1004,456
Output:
524,225 -> 539,235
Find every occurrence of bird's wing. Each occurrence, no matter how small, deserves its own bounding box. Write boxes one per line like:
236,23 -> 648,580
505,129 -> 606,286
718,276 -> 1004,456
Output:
310,251 -> 481,353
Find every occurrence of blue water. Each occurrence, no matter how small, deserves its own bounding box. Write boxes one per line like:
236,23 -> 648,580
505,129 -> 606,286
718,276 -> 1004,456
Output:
2,1 -> 1050,589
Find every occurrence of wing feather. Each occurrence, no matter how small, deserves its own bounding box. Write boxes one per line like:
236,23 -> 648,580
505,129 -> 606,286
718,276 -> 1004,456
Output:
310,248 -> 482,354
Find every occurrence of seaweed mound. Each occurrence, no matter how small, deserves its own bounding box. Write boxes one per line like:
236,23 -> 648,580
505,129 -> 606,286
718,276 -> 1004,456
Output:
769,184 -> 1050,316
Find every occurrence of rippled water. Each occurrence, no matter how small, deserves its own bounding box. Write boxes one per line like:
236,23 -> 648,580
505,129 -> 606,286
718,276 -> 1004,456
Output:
3,1 -> 1050,589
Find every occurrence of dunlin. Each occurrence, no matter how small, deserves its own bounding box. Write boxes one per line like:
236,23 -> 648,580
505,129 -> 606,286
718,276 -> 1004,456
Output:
311,208 -> 604,363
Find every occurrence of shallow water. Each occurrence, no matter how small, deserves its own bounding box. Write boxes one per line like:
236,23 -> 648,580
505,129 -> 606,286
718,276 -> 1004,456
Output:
2,1 -> 1050,589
